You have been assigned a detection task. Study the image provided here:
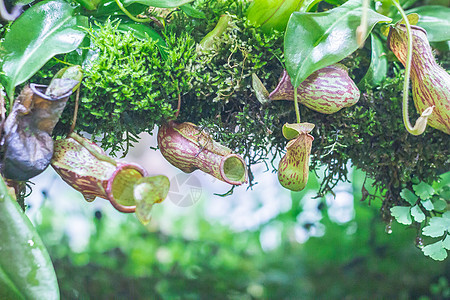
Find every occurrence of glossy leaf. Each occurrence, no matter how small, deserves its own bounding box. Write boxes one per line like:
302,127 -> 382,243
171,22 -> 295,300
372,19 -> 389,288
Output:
74,0 -> 101,10
407,5 -> 450,42
0,267 -> 24,300
122,0 -> 193,8
0,0 -> 88,99
422,241 -> 447,261
12,0 -> 35,4
390,206 -> 412,225
0,177 -> 59,299
284,0 -> 391,87
323,0 -> 346,5
246,0 -> 307,33
360,33 -> 388,86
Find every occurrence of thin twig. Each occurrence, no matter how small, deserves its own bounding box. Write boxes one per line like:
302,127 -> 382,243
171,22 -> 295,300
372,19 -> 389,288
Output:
0,91 -> 6,140
172,76 -> 181,119
357,0 -> 369,48
294,87 -> 301,123
113,0 -> 151,23
69,87 -> 80,134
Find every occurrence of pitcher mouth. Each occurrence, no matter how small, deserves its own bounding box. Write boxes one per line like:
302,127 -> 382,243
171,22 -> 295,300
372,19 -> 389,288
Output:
29,83 -> 73,101
220,154 -> 248,185
106,163 -> 148,213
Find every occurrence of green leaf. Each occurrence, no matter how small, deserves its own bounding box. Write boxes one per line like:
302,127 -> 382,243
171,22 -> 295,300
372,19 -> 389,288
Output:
0,267 -> 24,300
0,0 -> 88,99
390,206 -> 412,225
399,13 -> 419,26
180,4 -> 206,19
199,14 -> 231,52
440,188 -> 450,202
410,205 -> 425,223
422,241 -> 447,261
360,33 -> 388,86
421,199 -> 434,211
0,177 -> 59,299
443,235 -> 450,250
95,1 -> 147,16
422,214 -> 450,237
122,0 -> 193,8
432,198 -> 447,212
432,171 -> 450,192
75,0 -> 101,10
406,5 -> 450,42
117,23 -> 169,60
252,73 -> 270,104
413,181 -> 435,199
284,0 -> 391,87
12,0 -> 35,4
246,0 -> 310,33
400,188 -> 418,205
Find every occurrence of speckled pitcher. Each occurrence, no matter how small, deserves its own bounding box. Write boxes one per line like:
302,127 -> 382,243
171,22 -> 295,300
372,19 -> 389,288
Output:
51,134 -> 148,213
158,121 -> 248,185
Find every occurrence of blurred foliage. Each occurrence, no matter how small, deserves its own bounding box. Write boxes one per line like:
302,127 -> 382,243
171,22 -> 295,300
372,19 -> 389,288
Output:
34,169 -> 450,299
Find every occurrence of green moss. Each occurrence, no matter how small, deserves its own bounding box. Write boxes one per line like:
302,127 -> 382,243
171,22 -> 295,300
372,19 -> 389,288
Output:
50,20 -> 198,153
24,0 -> 448,216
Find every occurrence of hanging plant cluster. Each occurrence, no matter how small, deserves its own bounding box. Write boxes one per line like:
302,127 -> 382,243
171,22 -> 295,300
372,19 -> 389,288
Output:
0,0 -> 449,262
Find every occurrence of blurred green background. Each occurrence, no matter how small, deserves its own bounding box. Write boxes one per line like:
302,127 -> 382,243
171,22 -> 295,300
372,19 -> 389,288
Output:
30,164 -> 449,299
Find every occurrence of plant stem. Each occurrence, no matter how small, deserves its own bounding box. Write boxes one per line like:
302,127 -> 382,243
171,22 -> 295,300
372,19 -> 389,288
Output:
69,87 -> 80,134
391,0 -> 430,135
294,86 -> 301,123
114,0 -> 151,23
357,0 -> 369,47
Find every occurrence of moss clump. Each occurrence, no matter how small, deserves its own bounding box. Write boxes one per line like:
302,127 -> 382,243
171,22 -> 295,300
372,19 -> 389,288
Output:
50,20 -> 198,153
23,0 -> 448,216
